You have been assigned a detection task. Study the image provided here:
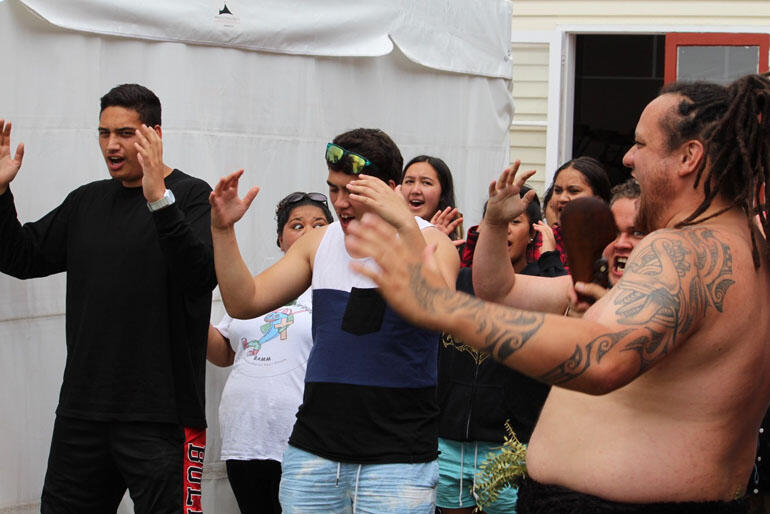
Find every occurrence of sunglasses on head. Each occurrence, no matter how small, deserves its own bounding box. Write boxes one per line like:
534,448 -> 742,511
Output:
325,143 -> 376,175
279,192 -> 329,211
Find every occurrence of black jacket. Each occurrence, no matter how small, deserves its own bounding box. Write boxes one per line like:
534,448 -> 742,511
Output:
437,251 -> 566,443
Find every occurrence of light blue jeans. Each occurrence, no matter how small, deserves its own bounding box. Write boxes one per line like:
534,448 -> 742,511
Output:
279,445 -> 438,513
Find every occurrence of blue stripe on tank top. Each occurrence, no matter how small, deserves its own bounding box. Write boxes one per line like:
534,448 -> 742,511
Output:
307,289 -> 439,388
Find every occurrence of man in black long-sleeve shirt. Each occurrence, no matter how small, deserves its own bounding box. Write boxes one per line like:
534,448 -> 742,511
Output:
0,84 -> 216,513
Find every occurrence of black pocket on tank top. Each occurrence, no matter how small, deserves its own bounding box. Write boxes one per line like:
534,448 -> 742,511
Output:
341,287 -> 385,335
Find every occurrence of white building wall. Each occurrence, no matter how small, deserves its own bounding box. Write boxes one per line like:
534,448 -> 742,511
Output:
512,1 -> 770,30
510,42 -> 549,195
508,0 -> 770,190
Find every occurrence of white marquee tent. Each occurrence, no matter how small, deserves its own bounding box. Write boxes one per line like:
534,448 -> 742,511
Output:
0,0 -> 514,511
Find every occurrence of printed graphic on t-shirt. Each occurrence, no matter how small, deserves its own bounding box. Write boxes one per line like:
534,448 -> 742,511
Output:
231,298 -> 312,376
242,302 -> 308,357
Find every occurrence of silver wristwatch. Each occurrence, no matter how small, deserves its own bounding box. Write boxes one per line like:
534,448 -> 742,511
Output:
147,189 -> 176,212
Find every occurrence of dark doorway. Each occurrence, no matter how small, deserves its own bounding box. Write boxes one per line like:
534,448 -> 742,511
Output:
572,34 -> 664,187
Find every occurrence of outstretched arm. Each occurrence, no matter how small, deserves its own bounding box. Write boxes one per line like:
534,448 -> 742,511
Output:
348,215 -> 725,395
0,119 -> 71,278
210,170 -> 313,319
473,163 -> 571,313
472,162 -> 533,301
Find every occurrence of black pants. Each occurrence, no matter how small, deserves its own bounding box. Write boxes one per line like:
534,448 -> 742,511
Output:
517,476 -> 749,514
41,416 -> 205,514
226,459 -> 282,514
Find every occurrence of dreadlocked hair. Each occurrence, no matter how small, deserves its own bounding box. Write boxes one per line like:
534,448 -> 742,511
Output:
660,73 -> 770,267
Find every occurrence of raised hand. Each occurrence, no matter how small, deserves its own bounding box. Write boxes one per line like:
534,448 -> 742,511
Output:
347,175 -> 413,230
484,160 -> 536,226
209,169 -> 260,230
134,124 -> 167,202
430,206 -> 464,238
0,120 -> 25,194
346,212 -> 449,331
533,220 -> 557,253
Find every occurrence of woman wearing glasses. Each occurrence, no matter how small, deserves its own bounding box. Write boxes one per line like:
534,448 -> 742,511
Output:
207,192 -> 333,514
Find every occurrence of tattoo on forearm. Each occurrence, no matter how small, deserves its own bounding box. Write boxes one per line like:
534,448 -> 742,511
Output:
409,227 -> 735,387
406,262 -> 545,362
479,310 -> 544,361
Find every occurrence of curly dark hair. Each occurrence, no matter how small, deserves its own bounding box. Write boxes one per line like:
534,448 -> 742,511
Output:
329,128 -> 403,184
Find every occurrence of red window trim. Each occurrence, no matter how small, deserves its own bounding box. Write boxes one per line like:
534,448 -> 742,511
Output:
664,32 -> 770,84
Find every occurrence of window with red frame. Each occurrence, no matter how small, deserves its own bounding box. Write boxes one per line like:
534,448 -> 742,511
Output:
664,33 -> 769,85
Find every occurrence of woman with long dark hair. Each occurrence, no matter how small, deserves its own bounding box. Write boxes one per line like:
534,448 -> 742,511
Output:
531,156 -> 611,268
401,155 -> 464,242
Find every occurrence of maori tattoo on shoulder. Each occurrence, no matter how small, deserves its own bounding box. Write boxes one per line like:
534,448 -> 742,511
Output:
404,228 -> 734,387
539,228 -> 735,385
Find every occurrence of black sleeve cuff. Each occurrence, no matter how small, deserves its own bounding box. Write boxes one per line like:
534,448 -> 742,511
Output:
150,201 -> 185,234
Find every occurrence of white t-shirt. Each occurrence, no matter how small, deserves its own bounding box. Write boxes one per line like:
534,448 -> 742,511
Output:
215,288 -> 313,461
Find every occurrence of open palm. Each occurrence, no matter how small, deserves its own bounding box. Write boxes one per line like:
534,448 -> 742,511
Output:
0,120 -> 24,192
209,169 -> 260,230
484,160 -> 536,226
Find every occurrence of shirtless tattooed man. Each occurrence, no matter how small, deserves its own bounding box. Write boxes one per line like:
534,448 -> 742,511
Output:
347,74 -> 770,512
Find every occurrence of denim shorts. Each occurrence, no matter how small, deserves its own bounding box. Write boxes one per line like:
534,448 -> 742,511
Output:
279,445 -> 438,514
436,438 -> 519,514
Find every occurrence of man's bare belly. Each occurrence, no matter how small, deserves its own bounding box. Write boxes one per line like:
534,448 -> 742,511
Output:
526,382 -> 755,503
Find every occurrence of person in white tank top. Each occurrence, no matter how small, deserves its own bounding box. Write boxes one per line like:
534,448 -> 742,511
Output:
209,128 -> 460,513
